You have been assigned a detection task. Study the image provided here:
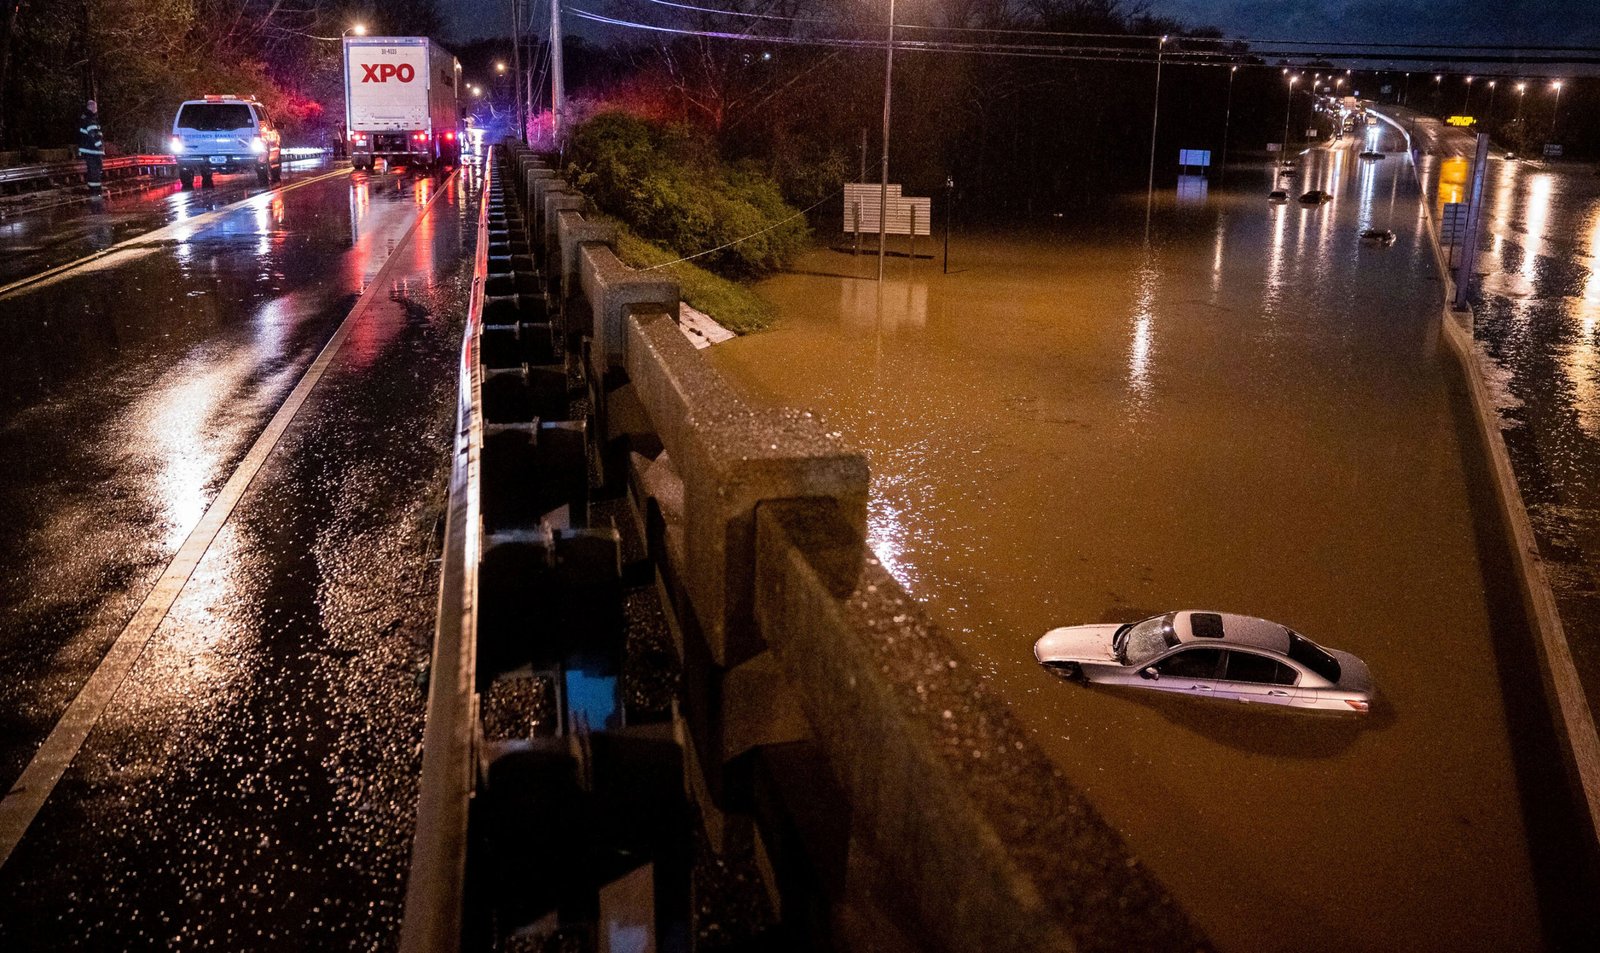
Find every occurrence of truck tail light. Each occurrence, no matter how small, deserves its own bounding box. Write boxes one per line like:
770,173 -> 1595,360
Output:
444,131 -> 456,141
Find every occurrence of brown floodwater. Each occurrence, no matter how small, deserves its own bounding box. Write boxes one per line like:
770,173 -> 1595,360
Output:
708,132 -> 1569,951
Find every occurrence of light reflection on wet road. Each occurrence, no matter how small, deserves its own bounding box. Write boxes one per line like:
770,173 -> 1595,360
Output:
1435,148 -> 1600,722
0,164 -> 474,948
714,126 -> 1589,950
0,159 -> 340,288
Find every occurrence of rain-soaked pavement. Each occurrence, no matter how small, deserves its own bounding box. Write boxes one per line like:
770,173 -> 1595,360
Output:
0,162 -> 475,948
0,158 -> 341,288
711,123 -> 1594,951
1402,122 -> 1600,745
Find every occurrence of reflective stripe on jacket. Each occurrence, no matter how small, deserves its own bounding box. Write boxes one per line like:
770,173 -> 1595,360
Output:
78,111 -> 104,155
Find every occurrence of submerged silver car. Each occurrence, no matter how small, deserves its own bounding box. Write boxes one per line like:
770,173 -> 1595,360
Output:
1034,611 -> 1375,713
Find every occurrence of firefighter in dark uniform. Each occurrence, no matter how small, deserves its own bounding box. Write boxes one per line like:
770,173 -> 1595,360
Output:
78,100 -> 104,197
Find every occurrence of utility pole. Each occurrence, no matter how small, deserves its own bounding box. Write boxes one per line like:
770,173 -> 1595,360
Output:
877,0 -> 896,282
550,0 -> 565,146
1219,65 -> 1237,182
1144,34 -> 1166,236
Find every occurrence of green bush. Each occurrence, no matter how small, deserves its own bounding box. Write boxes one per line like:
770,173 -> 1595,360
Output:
568,112 -> 809,280
612,228 -> 775,336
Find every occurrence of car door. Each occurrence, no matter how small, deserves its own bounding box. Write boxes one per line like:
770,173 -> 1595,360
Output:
1147,648 -> 1224,699
1218,650 -> 1299,706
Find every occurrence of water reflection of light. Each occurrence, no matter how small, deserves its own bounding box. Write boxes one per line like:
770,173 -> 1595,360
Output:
1583,211 -> 1600,308
1127,261 -> 1158,399
1264,203 -> 1290,317
349,177 -> 371,247
1520,173 -> 1553,289
868,496 -> 915,589
1438,157 -> 1469,211
131,356 -> 249,549
1210,216 -> 1227,294
1356,149 -> 1379,231
1571,211 -> 1600,436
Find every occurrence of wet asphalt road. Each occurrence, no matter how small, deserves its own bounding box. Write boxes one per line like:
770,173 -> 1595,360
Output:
0,159 -> 342,289
1375,102 -> 1600,762
1456,153 -> 1600,727
0,163 -> 476,948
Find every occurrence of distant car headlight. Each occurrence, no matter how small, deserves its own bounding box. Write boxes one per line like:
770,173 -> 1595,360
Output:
250,137 -> 266,154
169,136 -> 185,153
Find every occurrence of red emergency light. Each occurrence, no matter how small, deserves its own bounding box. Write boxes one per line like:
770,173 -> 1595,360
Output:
443,131 -> 456,141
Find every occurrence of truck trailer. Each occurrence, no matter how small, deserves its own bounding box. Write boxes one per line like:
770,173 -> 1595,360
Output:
343,36 -> 461,169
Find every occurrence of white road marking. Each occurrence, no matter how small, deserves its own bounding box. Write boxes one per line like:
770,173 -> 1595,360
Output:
0,169 -> 459,868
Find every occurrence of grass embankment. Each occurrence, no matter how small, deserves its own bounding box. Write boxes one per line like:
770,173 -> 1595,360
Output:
610,226 -> 777,336
566,111 -> 811,335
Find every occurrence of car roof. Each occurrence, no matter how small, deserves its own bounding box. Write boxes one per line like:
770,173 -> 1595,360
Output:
1171,611 -> 1290,653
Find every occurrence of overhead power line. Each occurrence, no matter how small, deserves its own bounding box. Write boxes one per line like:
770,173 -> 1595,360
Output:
571,8 -> 1600,71
616,0 -> 1600,58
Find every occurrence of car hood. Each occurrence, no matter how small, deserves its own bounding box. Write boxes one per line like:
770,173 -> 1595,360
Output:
1034,624 -> 1122,664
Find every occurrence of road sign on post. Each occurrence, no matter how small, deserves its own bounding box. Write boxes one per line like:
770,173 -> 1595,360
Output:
1544,144 -> 1563,158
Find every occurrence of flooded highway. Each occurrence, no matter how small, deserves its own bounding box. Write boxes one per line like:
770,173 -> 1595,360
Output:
0,164 -> 475,948
711,126 -> 1592,951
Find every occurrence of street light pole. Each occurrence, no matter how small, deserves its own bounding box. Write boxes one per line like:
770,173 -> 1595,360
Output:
1551,80 -> 1564,143
1280,74 -> 1299,166
877,0 -> 896,282
1463,75 -> 1474,114
1144,34 -> 1167,234
1219,65 -> 1237,181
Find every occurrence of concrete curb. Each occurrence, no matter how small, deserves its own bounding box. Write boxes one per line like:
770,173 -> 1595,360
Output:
1370,108 -> 1600,845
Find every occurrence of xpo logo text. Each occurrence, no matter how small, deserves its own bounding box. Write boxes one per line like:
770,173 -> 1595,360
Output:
360,63 -> 415,83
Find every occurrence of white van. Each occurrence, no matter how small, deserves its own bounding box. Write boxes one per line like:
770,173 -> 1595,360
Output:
169,95 -> 282,189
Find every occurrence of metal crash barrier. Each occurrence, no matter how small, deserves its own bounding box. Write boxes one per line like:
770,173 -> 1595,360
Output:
0,154 -> 175,193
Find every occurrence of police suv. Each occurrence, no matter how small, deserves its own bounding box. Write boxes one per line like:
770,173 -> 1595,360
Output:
169,95 -> 282,189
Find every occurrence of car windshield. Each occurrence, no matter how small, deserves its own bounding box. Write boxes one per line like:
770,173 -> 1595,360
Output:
177,103 -> 253,132
1117,614 -> 1174,666
1286,631 -> 1341,682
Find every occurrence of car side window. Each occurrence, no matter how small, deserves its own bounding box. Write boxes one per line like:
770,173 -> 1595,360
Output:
1154,648 -> 1222,680
1222,651 -> 1297,685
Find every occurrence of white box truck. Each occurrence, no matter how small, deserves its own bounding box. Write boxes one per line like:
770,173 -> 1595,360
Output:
343,36 -> 461,169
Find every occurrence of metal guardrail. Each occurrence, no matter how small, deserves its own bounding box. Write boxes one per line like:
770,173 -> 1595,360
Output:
0,154 -> 175,189
0,149 -> 330,191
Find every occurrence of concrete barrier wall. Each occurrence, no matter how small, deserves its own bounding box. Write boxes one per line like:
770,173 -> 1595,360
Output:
467,148 -> 1212,951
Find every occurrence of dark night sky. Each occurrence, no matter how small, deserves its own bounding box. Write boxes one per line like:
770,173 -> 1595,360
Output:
441,1 -> 1600,49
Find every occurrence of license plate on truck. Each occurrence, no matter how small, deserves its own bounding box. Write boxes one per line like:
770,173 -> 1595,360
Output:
209,156 -> 227,164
